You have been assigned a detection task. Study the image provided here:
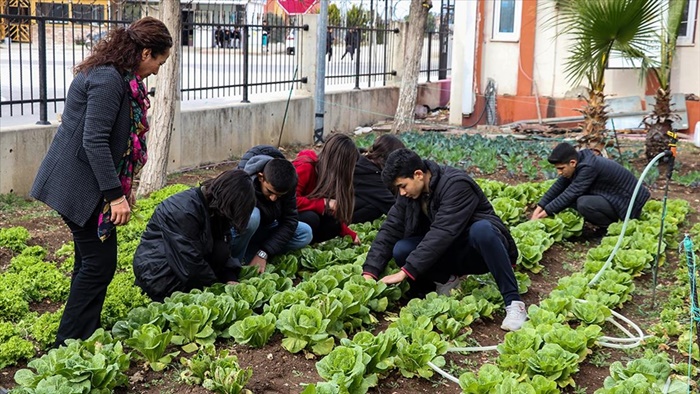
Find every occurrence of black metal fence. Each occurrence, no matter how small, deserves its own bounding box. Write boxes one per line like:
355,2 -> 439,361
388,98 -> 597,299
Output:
324,25 -> 399,89
421,30 -> 452,83
0,12 -> 451,124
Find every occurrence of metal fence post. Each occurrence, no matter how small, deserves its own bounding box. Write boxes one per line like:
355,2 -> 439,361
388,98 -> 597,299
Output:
36,17 -> 50,125
242,24 -> 250,103
426,32 -> 432,83
354,40 -> 361,90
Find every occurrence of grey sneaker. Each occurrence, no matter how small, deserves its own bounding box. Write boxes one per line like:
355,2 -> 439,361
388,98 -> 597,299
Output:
501,301 -> 527,331
435,275 -> 463,296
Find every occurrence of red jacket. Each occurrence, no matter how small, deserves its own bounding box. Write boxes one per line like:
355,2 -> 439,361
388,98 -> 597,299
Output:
293,150 -> 357,239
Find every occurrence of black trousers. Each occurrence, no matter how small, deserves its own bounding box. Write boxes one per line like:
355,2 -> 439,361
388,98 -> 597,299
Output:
56,213 -> 117,346
299,210 -> 342,244
393,220 -> 520,306
576,195 -> 619,227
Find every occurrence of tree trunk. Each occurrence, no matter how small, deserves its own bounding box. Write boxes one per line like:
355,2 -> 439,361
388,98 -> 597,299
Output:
645,87 -> 673,161
136,0 -> 181,198
576,87 -> 608,154
391,0 -> 431,134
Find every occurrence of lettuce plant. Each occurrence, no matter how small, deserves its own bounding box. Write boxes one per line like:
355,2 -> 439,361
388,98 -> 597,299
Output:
229,313 -> 276,348
315,344 -> 378,394
394,337 -> 445,379
276,304 -> 334,355
163,303 -> 217,346
14,329 -> 130,393
125,323 -> 179,371
340,328 -> 400,375
526,343 -> 579,388
202,350 -> 253,394
263,289 -> 309,316
0,226 -> 30,252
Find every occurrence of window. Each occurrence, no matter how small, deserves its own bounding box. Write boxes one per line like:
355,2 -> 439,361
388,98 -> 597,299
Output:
72,5 -> 105,21
492,0 -> 522,42
36,2 -> 69,21
121,4 -> 143,22
678,0 -> 698,45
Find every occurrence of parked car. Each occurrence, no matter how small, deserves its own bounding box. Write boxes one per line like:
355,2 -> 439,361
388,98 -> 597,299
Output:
84,31 -> 108,49
285,30 -> 295,55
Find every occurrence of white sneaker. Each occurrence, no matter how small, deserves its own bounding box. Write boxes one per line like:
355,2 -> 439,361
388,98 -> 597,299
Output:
501,301 -> 527,331
435,275 -> 463,296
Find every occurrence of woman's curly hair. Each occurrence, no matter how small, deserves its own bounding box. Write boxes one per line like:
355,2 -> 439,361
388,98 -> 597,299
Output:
75,16 -> 172,75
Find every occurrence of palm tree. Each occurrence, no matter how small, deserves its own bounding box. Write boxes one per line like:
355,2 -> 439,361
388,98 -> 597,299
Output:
643,0 -> 686,161
555,0 -> 662,153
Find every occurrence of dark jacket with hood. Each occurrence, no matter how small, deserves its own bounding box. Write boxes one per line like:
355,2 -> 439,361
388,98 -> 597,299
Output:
538,149 -> 650,220
237,145 -> 299,257
362,160 -> 518,280
352,155 -> 395,223
133,187 -> 240,301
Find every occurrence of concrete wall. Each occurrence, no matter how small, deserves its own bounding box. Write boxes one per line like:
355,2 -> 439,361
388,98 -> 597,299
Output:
0,82 -> 444,196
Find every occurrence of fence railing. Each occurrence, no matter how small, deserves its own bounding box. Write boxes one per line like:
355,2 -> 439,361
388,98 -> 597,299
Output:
420,30 -> 452,83
0,13 -> 451,125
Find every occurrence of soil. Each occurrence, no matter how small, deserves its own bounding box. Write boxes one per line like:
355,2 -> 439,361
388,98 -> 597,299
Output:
1,134 -> 699,394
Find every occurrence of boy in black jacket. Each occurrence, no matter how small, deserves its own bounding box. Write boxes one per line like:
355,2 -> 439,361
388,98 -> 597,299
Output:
362,149 -> 527,331
531,143 -> 650,227
230,145 -> 312,273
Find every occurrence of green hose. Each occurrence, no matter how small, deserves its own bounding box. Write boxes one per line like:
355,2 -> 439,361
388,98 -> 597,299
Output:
588,151 -> 669,287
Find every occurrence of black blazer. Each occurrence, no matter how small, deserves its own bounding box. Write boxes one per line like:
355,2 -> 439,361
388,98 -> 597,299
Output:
30,65 -> 131,226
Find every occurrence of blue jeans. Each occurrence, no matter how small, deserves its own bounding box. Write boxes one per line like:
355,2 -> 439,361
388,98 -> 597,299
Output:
393,220 -> 520,306
230,207 -> 313,262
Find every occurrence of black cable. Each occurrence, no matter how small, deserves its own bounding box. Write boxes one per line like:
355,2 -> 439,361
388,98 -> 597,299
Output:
463,79 -> 496,128
651,130 -> 679,308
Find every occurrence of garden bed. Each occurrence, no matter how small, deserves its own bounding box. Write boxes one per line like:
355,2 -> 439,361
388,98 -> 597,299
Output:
1,133 -> 699,393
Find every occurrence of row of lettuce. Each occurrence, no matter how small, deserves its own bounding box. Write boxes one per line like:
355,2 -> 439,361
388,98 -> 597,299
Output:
0,178 -> 697,393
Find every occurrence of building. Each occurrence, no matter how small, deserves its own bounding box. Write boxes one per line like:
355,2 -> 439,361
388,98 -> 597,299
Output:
449,0 -> 699,132
1,0 -> 109,42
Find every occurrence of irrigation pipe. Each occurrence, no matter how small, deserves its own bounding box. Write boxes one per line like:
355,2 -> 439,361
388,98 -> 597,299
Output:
588,150 -> 669,286
428,153 -> 672,383
431,306 -> 650,384
427,361 -> 461,384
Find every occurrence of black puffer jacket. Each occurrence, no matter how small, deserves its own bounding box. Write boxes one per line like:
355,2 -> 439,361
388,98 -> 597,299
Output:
237,145 -> 299,256
133,188 -> 241,301
352,155 -> 395,223
538,149 -> 650,219
362,160 -> 518,279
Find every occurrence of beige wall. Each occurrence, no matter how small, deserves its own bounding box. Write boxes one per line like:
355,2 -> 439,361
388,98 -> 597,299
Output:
480,0 -> 521,95
483,0 -> 700,99
671,39 -> 700,95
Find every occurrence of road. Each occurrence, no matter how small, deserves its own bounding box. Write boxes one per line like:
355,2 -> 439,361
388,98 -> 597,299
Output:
0,39 -> 450,126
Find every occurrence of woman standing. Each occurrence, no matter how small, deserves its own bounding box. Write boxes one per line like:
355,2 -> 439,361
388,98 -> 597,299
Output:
352,134 -> 405,223
294,133 -> 360,244
30,17 -> 172,346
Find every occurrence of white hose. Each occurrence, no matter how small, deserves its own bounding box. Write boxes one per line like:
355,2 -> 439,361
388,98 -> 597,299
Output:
447,345 -> 499,353
429,153 -> 670,384
588,151 -> 668,286
427,361 -> 461,384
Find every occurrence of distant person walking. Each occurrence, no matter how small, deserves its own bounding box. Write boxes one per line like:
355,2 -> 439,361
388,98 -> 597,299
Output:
326,27 -> 334,61
216,25 -> 224,48
233,27 -> 241,49
341,28 -> 358,61
262,20 -> 270,52
30,17 -> 172,346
